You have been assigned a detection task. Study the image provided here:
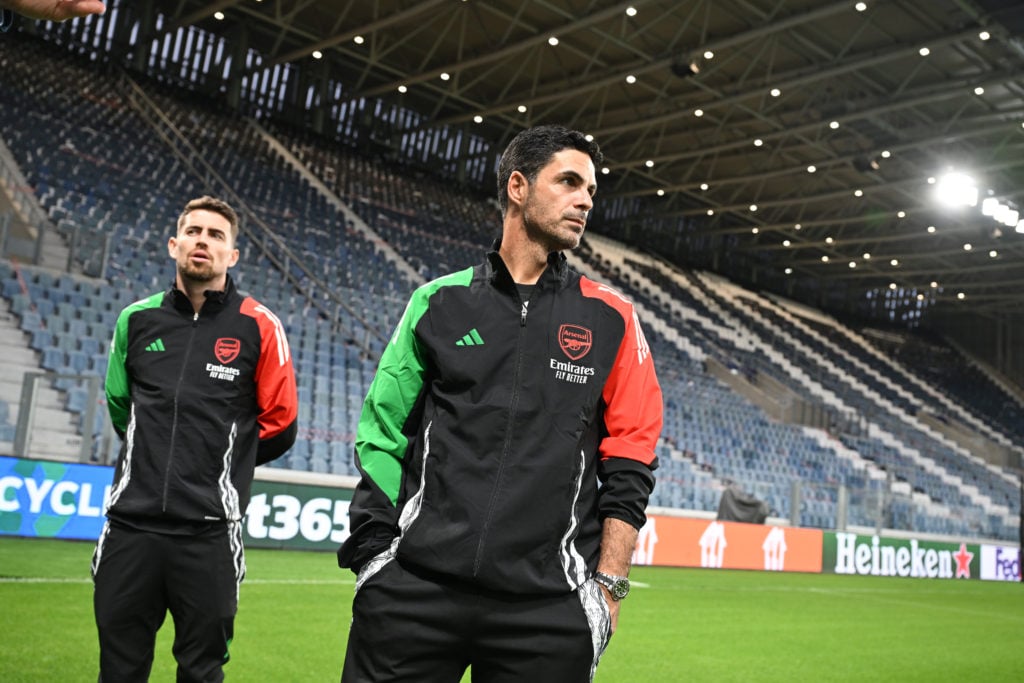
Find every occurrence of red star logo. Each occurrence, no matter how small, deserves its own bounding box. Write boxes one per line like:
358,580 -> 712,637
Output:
953,542 -> 974,579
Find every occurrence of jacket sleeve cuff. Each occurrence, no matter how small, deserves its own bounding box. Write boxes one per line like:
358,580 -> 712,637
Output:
337,525 -> 396,574
256,420 -> 297,465
598,457 -> 657,530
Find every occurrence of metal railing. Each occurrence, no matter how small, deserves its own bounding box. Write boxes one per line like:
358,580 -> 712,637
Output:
116,74 -> 387,358
14,372 -> 104,464
0,136 -> 48,265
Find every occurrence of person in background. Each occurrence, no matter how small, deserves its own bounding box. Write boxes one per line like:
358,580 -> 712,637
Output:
0,0 -> 105,31
338,125 -> 663,682
93,195 -> 298,682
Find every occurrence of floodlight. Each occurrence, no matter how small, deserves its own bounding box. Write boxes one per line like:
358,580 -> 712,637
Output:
934,172 -> 978,207
993,203 -> 1011,224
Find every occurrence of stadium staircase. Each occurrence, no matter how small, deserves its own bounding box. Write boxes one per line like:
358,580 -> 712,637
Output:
248,120 -> 423,289
0,262 -> 88,461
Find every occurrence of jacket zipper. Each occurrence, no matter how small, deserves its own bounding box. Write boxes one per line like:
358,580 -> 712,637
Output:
162,311 -> 200,512
473,294 -> 529,577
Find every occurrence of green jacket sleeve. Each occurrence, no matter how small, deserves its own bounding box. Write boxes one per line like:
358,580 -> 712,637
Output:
338,268 -> 472,573
105,293 -> 162,438
105,307 -> 133,437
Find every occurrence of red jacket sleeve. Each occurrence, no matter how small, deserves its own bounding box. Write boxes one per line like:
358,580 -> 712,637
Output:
581,279 -> 662,465
242,298 -> 299,463
581,278 -> 662,529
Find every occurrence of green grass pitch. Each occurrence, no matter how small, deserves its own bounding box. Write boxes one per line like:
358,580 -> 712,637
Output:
1,536 -> 1022,681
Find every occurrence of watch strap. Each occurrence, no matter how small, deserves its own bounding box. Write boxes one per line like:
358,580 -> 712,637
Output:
594,571 -> 630,600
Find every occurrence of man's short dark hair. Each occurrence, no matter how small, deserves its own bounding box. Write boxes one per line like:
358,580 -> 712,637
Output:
496,125 -> 603,214
177,196 -> 240,243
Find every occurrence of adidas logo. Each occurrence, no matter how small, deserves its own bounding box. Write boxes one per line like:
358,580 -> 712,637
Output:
455,328 -> 484,347
145,338 -> 166,352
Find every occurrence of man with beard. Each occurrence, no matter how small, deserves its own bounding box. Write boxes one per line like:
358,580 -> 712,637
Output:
338,126 -> 663,682
93,195 -> 298,682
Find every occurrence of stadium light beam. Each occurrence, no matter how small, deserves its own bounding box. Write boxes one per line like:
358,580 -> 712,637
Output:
934,172 -> 978,208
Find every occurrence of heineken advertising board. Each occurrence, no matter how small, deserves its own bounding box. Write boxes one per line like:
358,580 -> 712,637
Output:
824,532 -> 979,580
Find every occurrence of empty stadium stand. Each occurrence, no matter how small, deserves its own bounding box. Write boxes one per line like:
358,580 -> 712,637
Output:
0,33 -> 1019,542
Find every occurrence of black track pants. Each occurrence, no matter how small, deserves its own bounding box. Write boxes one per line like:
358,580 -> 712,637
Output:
341,558 -> 611,683
92,522 -> 244,682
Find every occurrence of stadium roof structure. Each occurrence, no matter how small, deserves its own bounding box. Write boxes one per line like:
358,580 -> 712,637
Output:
137,1 -> 1024,323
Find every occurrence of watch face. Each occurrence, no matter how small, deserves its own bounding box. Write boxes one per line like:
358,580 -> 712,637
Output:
596,573 -> 630,600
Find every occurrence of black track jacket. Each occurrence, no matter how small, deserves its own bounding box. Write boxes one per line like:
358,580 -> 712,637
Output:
339,246 -> 663,595
104,275 -> 298,531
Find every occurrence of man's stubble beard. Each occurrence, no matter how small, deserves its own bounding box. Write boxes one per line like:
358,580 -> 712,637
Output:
178,261 -> 217,284
523,197 -> 582,252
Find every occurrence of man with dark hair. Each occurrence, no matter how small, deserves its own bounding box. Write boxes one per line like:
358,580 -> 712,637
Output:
495,124 -> 603,214
93,195 -> 298,681
338,125 -> 662,682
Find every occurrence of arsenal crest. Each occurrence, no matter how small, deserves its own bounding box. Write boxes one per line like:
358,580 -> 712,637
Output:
214,338 -> 241,364
558,324 -> 592,360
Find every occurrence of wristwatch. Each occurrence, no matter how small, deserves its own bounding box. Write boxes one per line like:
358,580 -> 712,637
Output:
594,571 -> 630,601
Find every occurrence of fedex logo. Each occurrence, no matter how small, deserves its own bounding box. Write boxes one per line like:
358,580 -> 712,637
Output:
980,545 -> 1021,582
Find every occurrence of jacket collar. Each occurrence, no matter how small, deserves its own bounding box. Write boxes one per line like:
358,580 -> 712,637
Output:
485,239 -> 570,292
168,273 -> 236,314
